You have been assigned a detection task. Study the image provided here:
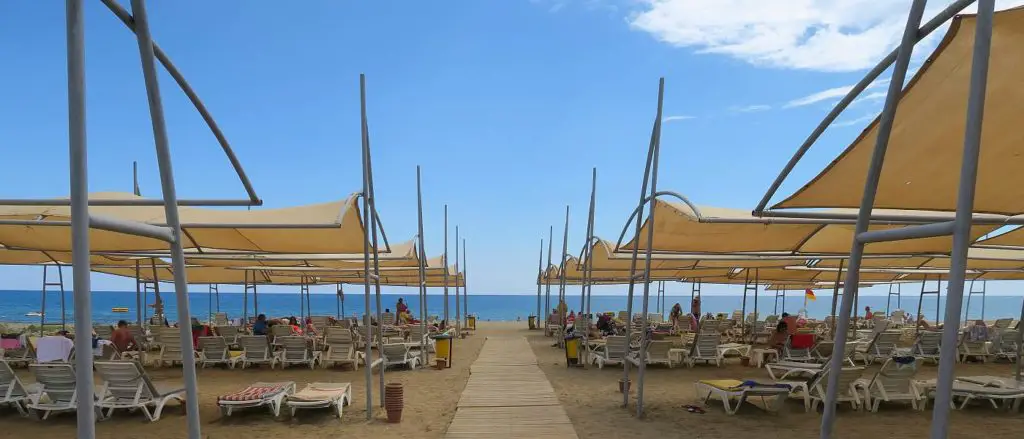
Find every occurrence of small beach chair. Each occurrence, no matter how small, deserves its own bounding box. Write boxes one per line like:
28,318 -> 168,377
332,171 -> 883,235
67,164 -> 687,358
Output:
408,325 -> 433,352
278,336 -> 321,369
957,332 -> 991,363
685,330 -> 722,367
197,336 -> 239,369
238,335 -> 281,369
217,381 -> 295,417
323,327 -> 361,370
285,382 -> 351,418
94,360 -> 185,421
381,343 -> 420,370
912,331 -> 943,364
695,379 -> 791,415
310,316 -> 331,330
270,324 -> 293,343
627,340 -> 675,368
213,313 -> 230,327
765,360 -> 826,381
26,363 -> 80,419
591,336 -> 627,369
917,378 -> 1024,411
779,366 -> 863,412
153,327 -> 190,367
855,357 -> 923,411
783,334 -> 815,362
992,329 -> 1020,362
855,330 -> 901,365
1,338 -> 36,368
0,360 -> 39,416
128,325 -> 150,351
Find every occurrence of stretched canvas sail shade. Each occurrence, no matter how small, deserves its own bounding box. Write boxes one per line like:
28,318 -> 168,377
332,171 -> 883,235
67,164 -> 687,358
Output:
621,199 -> 997,255
182,239 -> 419,268
0,192 -> 375,254
774,8 -> 1024,214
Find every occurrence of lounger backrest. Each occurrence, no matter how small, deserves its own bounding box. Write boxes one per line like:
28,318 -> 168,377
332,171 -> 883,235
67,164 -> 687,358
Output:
874,358 -> 917,395
766,315 -> 779,326
874,331 -> 901,355
693,331 -> 720,358
810,367 -> 863,398
604,336 -> 628,360
915,331 -> 942,355
95,361 -> 158,401
324,327 -> 353,345
382,343 -> 408,362
730,310 -> 742,323
198,336 -> 229,360
94,325 -> 114,340
381,313 -> 396,326
128,326 -> 147,344
0,360 -> 28,398
278,336 -> 309,362
617,311 -> 628,321
156,327 -> 183,356
994,318 -> 1012,330
310,316 -> 330,329
214,313 -> 229,326
408,325 -> 427,344
30,363 -> 77,405
271,324 -> 293,341
645,340 -> 672,360
240,335 -> 272,360
998,330 -> 1019,351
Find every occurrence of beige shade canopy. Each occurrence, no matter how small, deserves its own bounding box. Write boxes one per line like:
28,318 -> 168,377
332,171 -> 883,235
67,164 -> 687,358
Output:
0,245 -> 164,267
621,199 -> 997,255
587,239 -> 700,270
542,255 -> 733,285
94,264 -> 268,284
238,254 -> 453,278
774,8 -> 1024,215
0,192 -> 373,253
177,239 -> 419,269
812,256 -> 934,269
590,237 -> 823,269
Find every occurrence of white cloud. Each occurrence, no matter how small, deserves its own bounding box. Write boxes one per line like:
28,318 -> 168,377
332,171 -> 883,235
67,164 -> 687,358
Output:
785,77 -> 889,108
629,0 -> 1024,72
851,91 -> 888,106
732,104 -> 771,112
663,115 -> 695,122
834,112 -> 878,128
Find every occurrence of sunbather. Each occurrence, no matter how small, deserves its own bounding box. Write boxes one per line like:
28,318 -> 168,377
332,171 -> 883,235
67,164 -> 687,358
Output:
110,320 -> 138,352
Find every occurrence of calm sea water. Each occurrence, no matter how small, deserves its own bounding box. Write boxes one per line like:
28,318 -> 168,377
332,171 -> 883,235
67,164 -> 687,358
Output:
1,290 -> 1022,325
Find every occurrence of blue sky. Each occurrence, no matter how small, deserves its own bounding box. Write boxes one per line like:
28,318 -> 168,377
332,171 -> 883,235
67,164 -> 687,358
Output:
2,0 -> 1023,297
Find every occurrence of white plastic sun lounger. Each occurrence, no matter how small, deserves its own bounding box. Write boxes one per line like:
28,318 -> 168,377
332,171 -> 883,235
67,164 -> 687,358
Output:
917,378 -> 1024,411
278,336 -> 321,369
285,382 -> 351,418
765,361 -> 826,381
381,343 -> 420,370
695,379 -> 791,415
26,363 -> 82,420
238,335 -> 282,369
197,336 -> 240,369
218,381 -> 296,417
854,357 -> 923,412
591,336 -> 627,369
94,360 -> 185,422
0,360 -> 40,416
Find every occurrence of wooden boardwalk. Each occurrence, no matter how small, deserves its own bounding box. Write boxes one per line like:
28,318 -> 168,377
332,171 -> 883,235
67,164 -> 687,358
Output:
445,337 -> 578,438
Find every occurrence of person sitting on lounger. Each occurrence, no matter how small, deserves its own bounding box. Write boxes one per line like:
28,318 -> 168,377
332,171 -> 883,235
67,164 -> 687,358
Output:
110,320 -> 138,352
769,320 -> 788,350
252,314 -> 269,335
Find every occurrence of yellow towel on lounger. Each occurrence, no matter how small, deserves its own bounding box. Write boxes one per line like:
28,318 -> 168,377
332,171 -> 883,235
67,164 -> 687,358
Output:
289,385 -> 348,402
699,380 -> 745,391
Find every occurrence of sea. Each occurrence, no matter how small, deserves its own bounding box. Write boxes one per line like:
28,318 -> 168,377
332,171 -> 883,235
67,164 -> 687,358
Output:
1,289 -> 1022,325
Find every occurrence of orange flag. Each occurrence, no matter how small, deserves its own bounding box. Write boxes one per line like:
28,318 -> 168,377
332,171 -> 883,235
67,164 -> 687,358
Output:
804,289 -> 817,302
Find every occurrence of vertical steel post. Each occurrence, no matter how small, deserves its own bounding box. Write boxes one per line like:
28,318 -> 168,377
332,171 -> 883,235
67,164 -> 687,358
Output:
582,168 -> 597,334
129,1 -> 202,435
558,206 -> 570,342
40,266 -> 48,336
636,78 -> 665,417
931,2 -> 994,436
136,261 -> 143,326
364,80 -> 387,408
65,1 -> 96,435
545,226 -> 553,332
443,205 -> 449,325
622,79 -> 661,409
463,239 -> 469,329
819,2 -> 927,436
415,166 -> 429,366
536,238 -> 544,325
455,226 -> 461,333
359,73 -> 375,419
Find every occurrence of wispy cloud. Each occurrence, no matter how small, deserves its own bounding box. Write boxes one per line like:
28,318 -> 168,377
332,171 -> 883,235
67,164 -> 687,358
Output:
785,78 -> 890,109
628,1 -> 1024,72
834,113 -> 878,128
851,91 -> 888,106
731,104 -> 771,113
663,115 -> 695,122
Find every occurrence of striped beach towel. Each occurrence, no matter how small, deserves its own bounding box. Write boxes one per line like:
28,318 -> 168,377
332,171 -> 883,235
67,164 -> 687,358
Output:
218,384 -> 287,402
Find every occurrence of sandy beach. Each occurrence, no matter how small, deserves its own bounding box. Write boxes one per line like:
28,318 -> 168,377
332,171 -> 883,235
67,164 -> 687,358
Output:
0,327 -> 487,439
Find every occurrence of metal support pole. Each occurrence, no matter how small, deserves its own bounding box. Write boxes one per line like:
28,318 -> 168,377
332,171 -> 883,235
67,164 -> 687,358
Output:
820,2 -> 927,436
363,76 -> 387,409
1015,296 -> 1024,383
558,206 -> 570,345
444,205 -> 449,326
462,239 -> 469,329
66,1 -> 97,435
536,238 -> 544,326
455,226 -> 461,333
931,3 -> 994,436
582,168 -> 597,336
545,226 -> 553,333
636,78 -> 664,418
415,166 -> 428,366
215,284 -> 220,312
135,261 -> 143,326
40,267 -> 48,336
623,87 -> 661,408
359,73 -> 375,419
129,1 -> 202,435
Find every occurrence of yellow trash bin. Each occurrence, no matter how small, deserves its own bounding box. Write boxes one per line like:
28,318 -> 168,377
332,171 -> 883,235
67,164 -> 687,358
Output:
528,315 -> 536,330
432,334 -> 454,369
564,336 -> 582,368
467,315 -> 477,331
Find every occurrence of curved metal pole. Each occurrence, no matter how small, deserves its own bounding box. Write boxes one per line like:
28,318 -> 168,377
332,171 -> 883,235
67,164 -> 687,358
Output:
820,1 -> 927,436
100,0 -> 260,204
612,190 -> 703,252
753,0 -> 979,214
